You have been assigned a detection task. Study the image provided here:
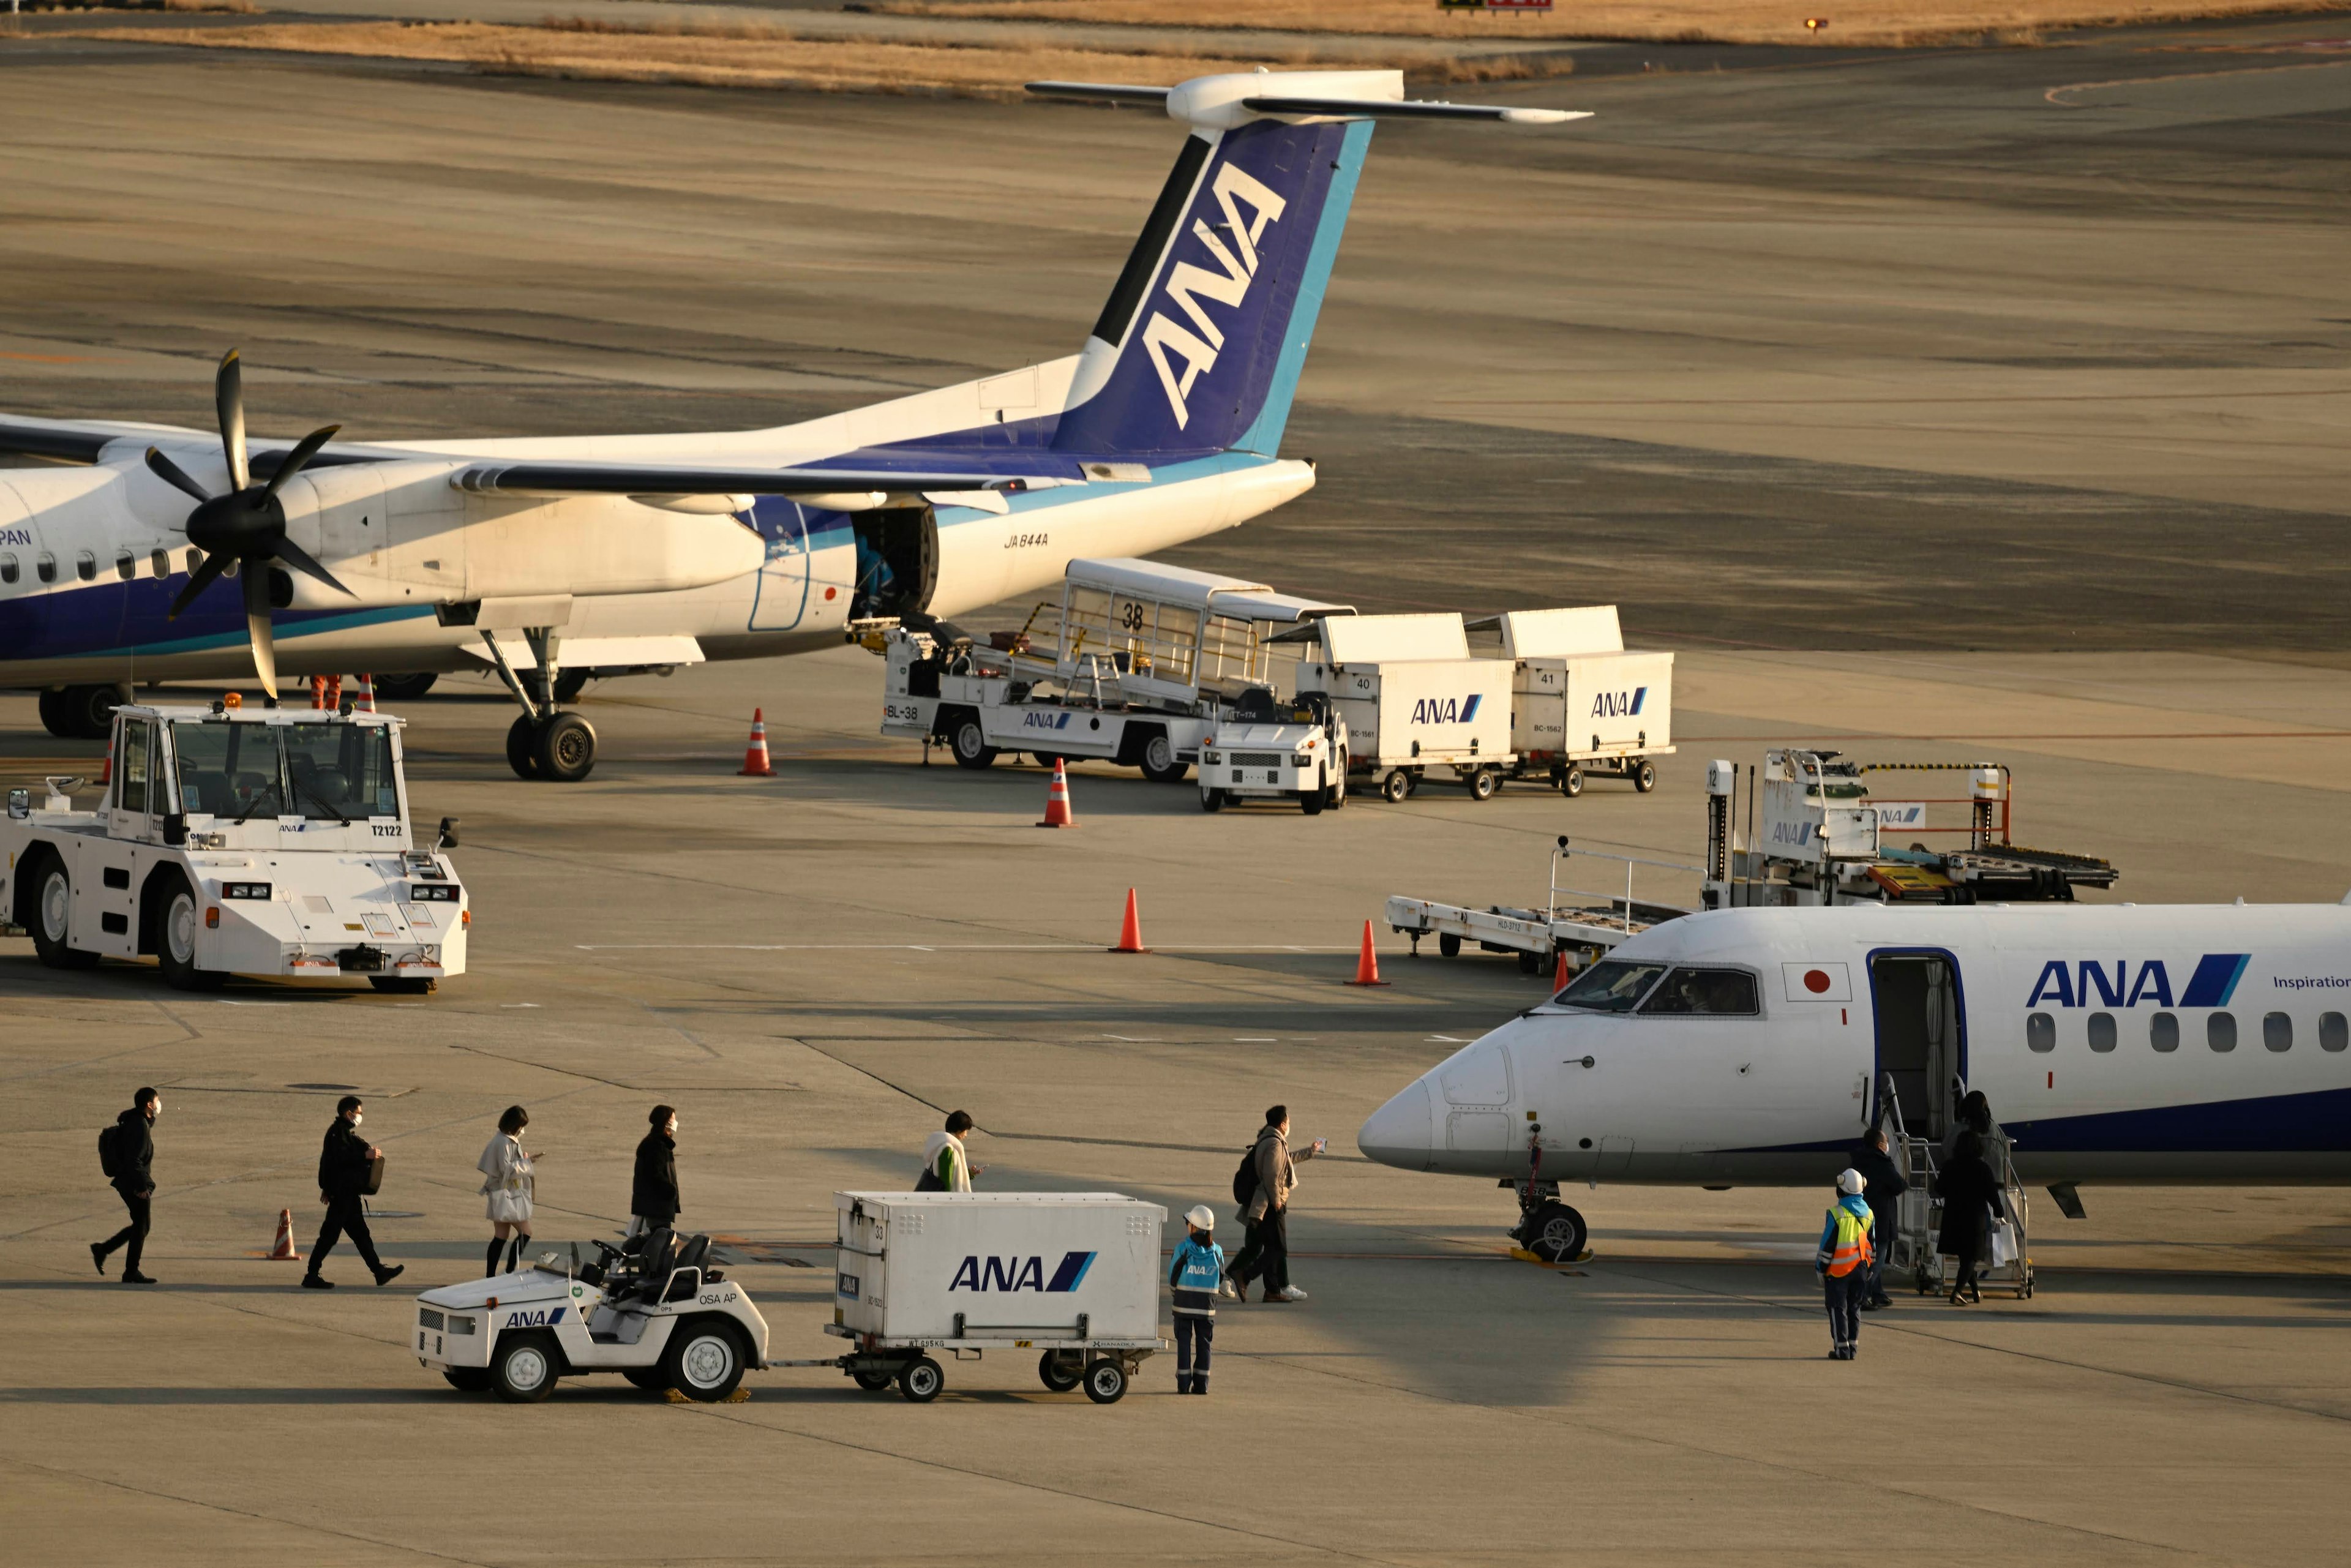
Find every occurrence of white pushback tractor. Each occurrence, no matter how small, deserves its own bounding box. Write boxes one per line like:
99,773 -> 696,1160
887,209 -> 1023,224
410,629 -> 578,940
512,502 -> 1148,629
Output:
1,699 -> 464,992
880,557 -> 1351,785
1466,606 -> 1675,797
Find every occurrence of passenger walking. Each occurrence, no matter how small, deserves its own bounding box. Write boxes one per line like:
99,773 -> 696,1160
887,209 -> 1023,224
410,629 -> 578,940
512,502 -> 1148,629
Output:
630,1105 -> 680,1237
1937,1130 -> 2001,1305
304,1095 -> 403,1289
1815,1168 -> 1875,1360
91,1087 -> 162,1285
917,1111 -> 980,1192
1847,1125 -> 1908,1310
1168,1205 -> 1224,1395
478,1106 -> 539,1276
1226,1105 -> 1322,1304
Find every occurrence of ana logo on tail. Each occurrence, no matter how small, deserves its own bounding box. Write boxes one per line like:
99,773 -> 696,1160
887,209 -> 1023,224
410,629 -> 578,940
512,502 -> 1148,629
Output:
1141,163 -> 1289,430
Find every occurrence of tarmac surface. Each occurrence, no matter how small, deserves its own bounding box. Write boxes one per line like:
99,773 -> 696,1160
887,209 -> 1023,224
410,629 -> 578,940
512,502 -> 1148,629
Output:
4,14 -> 2351,1566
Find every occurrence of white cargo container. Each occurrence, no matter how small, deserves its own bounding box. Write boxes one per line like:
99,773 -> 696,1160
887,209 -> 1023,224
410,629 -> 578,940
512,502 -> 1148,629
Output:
1468,607 -> 1676,797
1281,614 -> 1518,802
820,1191 -> 1166,1404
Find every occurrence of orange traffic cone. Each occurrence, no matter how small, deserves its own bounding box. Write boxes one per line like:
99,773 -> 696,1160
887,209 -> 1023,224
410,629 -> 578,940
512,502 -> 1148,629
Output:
1037,757 -> 1074,828
738,708 -> 774,776
1346,920 -> 1389,986
1109,888 -> 1147,954
353,672 -> 376,714
1553,948 -> 1572,992
267,1207 -> 301,1261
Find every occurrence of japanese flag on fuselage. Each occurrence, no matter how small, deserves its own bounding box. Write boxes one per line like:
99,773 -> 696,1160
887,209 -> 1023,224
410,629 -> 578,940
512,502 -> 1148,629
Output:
1783,962 -> 1851,1002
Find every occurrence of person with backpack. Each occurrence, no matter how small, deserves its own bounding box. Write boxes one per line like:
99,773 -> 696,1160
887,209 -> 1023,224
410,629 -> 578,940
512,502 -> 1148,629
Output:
1224,1105 -> 1322,1304
306,1095 -> 403,1289
1815,1167 -> 1876,1359
91,1088 -> 160,1285
1168,1205 -> 1224,1395
916,1111 -> 980,1192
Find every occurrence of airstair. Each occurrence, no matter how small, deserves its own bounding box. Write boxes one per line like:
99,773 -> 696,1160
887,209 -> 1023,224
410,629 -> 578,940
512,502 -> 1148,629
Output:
1878,1076 -> 2035,1300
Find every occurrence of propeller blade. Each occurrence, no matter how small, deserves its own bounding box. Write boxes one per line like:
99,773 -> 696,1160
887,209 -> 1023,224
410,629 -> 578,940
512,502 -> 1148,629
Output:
270,535 -> 354,598
263,424 -> 342,497
167,552 -> 229,620
216,350 -> 249,492
242,565 -> 277,700
144,446 -> 214,505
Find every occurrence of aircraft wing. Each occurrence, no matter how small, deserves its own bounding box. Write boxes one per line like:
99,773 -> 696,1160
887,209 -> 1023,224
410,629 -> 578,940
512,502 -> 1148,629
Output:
0,414 -> 210,463
449,458 -> 1085,500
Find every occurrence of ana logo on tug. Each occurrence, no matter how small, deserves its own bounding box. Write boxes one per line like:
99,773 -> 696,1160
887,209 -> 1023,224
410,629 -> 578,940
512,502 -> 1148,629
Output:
2025,953 -> 2249,1009
948,1251 -> 1097,1292
502,1306 -> 567,1329
1141,163 -> 1289,430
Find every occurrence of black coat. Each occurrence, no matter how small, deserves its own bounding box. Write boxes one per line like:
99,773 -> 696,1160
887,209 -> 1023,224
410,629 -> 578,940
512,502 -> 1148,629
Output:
632,1130 -> 679,1222
112,1108 -> 154,1194
317,1119 -> 374,1200
1847,1141 -> 1908,1223
1936,1153 -> 2001,1256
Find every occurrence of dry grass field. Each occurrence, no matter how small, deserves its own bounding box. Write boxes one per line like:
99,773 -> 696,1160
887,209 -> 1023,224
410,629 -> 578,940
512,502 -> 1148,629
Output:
878,0 -> 2351,47
45,16 -> 1564,94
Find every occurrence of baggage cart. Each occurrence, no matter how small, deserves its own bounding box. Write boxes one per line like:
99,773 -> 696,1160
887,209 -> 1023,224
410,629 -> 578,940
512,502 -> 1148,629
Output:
806,1191 -> 1168,1404
1466,607 -> 1676,797
1277,614 -> 1518,801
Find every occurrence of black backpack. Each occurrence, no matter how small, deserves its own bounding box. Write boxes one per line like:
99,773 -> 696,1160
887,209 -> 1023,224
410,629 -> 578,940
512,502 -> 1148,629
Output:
1231,1143 -> 1258,1208
97,1122 -> 124,1180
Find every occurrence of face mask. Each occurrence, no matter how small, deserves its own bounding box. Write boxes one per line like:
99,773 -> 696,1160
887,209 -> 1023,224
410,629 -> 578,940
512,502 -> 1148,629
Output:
667,1122 -> 678,1136
351,1113 -> 363,1127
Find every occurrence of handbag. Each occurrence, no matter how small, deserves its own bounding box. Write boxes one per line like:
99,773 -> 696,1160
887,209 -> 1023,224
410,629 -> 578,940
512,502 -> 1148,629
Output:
1989,1219 -> 2017,1268
362,1153 -> 385,1197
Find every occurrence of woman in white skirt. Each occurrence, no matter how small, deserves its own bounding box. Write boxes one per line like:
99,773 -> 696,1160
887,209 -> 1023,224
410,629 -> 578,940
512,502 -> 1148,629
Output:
478,1105 -> 540,1276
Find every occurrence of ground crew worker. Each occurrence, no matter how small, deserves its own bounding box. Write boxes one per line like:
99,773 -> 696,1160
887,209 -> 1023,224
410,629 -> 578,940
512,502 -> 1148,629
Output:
1169,1205 -> 1224,1395
917,1110 -> 980,1192
1847,1125 -> 1908,1310
304,1095 -> 403,1290
1815,1168 -> 1875,1359
91,1087 -> 160,1285
630,1104 -> 680,1237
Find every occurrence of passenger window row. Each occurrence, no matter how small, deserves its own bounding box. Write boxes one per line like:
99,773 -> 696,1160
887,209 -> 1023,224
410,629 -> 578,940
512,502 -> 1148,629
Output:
0,548 -> 196,588
2028,1010 -> 2347,1054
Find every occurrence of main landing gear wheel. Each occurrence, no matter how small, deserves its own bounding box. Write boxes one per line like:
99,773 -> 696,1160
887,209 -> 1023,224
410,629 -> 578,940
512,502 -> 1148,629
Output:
1380,769 -> 1412,804
552,668 -> 591,705
156,877 -> 225,991
898,1355 -> 945,1403
533,712 -> 596,782
38,684 -> 120,740
1038,1350 -> 1081,1392
372,672 -> 438,702
1559,765 -> 1584,799
31,860 -> 99,970
1081,1359 -> 1127,1405
1630,758 -> 1657,793
505,715 -> 541,779
1520,1201 -> 1588,1265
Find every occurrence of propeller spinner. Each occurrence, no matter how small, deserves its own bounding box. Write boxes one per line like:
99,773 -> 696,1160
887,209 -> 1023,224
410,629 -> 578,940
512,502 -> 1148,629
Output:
144,350 -> 353,699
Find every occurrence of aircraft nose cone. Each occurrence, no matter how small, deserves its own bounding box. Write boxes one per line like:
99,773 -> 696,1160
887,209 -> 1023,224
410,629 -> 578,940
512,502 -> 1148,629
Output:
1358,1078 -> 1434,1171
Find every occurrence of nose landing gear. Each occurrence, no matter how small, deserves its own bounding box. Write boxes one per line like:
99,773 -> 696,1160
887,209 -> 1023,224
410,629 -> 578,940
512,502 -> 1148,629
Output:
484,625 -> 597,782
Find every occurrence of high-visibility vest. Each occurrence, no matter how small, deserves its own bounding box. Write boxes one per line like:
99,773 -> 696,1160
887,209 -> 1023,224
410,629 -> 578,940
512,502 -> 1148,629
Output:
1826,1206 -> 1876,1277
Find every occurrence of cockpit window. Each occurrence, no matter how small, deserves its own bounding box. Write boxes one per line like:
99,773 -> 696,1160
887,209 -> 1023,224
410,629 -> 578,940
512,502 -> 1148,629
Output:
1554,959 -> 1668,1013
1638,967 -> 1762,1016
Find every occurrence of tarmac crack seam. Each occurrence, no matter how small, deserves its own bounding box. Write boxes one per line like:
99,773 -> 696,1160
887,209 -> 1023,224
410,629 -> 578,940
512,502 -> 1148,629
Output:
0,1452 -> 495,1567
677,1400 -> 1415,1567
0,996 -> 202,1082
1602,1259 -> 2351,1428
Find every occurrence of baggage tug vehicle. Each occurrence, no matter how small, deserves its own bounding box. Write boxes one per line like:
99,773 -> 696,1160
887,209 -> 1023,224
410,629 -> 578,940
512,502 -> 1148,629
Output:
1,700 -> 464,991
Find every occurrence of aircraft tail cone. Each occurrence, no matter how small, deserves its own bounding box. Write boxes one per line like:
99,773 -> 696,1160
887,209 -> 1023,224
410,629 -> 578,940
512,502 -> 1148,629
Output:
1110,887 -> 1147,953
738,708 -> 774,776
1345,919 -> 1388,986
267,1208 -> 301,1262
1037,757 -> 1074,828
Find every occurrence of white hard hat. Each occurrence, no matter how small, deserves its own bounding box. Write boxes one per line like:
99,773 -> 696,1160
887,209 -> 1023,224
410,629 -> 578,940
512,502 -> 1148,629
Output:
1837,1168 -> 1867,1195
1184,1205 -> 1216,1230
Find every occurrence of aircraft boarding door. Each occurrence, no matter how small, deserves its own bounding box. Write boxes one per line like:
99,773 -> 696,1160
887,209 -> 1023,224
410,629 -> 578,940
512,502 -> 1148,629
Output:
746,500 -> 811,632
1869,951 -> 1964,1142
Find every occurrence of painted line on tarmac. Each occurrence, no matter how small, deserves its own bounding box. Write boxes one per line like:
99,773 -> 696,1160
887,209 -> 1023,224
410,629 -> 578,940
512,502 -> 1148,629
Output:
574,942 -> 1359,951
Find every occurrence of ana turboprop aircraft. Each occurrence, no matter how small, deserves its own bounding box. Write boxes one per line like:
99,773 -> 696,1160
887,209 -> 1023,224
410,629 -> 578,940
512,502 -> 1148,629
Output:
0,70 -> 1582,780
1358,901 -> 2351,1263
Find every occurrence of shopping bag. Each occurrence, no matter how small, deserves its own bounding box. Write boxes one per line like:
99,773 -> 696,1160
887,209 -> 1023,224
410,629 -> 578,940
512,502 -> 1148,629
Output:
1989,1221 -> 2016,1269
